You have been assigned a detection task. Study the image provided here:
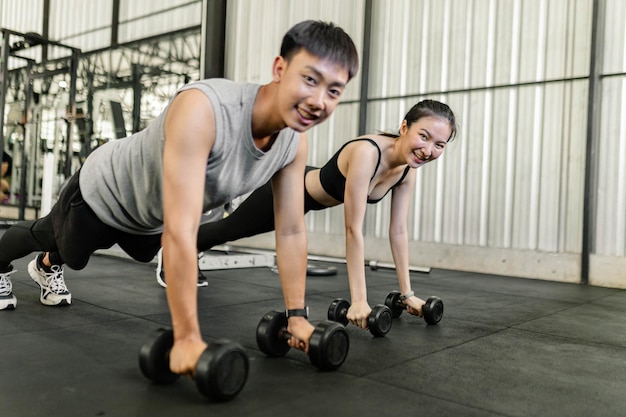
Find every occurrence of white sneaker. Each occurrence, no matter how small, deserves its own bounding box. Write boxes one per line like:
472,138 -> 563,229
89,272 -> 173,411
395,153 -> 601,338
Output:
0,269 -> 17,310
155,248 -> 208,288
156,248 -> 167,288
28,257 -> 71,306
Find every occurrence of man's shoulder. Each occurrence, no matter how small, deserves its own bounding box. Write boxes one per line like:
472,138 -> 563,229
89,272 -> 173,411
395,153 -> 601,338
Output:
186,79 -> 258,97
180,79 -> 259,114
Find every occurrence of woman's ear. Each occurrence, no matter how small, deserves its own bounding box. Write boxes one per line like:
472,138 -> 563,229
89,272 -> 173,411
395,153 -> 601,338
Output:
272,56 -> 287,83
399,119 -> 408,135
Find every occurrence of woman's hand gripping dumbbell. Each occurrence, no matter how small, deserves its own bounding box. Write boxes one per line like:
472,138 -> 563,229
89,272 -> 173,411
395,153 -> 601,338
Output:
327,298 -> 393,337
256,308 -> 350,371
384,291 -> 444,325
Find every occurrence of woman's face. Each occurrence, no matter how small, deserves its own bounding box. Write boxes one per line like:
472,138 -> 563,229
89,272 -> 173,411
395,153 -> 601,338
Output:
400,116 -> 452,168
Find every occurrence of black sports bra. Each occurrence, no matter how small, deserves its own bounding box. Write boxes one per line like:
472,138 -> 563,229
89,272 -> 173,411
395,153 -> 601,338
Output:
318,138 -> 410,204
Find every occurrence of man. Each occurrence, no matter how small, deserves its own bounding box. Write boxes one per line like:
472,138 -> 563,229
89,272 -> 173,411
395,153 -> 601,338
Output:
0,20 -> 359,376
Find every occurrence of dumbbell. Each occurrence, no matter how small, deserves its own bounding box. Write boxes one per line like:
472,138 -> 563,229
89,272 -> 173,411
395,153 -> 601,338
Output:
384,291 -> 444,325
327,298 -> 392,337
256,310 -> 349,371
138,328 -> 249,401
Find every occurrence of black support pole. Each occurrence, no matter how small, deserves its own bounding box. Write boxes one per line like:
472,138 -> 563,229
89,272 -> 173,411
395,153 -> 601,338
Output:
581,0 -> 604,285
132,64 -> 142,133
19,71 -> 33,221
0,31 -> 10,175
111,0 -> 120,46
85,73 -> 94,156
357,0 -> 373,136
64,50 -> 79,178
42,0 -> 50,62
200,0 -> 226,79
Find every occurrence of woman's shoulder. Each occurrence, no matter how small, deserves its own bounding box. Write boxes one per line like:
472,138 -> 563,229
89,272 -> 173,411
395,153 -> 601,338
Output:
343,135 -> 395,154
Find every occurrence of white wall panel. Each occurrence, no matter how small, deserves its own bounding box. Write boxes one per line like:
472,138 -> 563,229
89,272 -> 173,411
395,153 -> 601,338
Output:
119,0 -> 197,20
596,77 -> 626,256
118,0 -> 202,44
601,50 -> 625,266
0,0 -> 43,35
225,0 -> 363,102
603,0 -> 626,74
545,0 -> 591,80
369,0 -> 591,99
563,81 -> 587,254
49,0 -> 112,51
590,0 -> 626,287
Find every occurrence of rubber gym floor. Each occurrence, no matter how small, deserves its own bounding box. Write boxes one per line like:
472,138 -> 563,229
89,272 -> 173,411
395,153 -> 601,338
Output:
2,244 -> 626,417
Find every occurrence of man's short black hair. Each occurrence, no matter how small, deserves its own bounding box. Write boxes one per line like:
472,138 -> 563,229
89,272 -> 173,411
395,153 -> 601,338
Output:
280,20 -> 359,81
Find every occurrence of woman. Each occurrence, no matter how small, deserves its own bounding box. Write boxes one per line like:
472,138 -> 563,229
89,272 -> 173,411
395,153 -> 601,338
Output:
163,99 -> 457,330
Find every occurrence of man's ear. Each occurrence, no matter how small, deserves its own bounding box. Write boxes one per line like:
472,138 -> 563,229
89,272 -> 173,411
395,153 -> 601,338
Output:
272,56 -> 287,83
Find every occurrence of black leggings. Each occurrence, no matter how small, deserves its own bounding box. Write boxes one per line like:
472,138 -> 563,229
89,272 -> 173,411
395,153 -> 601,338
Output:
197,166 -> 327,251
0,170 -> 161,272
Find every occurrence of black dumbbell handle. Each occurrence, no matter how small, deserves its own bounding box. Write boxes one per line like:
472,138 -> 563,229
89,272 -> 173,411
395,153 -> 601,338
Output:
277,326 -> 312,343
277,328 -> 292,341
338,303 -> 382,322
333,300 -> 371,320
393,295 -> 440,309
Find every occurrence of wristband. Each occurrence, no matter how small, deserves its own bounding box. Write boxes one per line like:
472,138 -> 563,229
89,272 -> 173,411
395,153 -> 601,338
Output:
285,306 -> 309,319
399,291 -> 414,301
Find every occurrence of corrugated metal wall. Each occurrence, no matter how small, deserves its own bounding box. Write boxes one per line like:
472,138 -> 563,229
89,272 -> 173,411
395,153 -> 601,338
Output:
117,0 -> 201,43
361,0 -> 590,254
49,0 -> 113,52
2,0 -> 626,287
0,0 -> 44,35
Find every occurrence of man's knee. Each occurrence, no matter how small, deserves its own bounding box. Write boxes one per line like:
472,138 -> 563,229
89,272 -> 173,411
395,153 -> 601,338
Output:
60,252 -> 91,270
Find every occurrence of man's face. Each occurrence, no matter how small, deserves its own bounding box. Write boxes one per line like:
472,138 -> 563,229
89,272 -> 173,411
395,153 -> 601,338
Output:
272,49 -> 350,132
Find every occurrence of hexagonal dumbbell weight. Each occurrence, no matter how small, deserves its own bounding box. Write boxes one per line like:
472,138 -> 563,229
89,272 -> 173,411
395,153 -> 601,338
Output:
139,328 -> 249,401
327,298 -> 392,337
384,291 -> 444,325
256,310 -> 350,371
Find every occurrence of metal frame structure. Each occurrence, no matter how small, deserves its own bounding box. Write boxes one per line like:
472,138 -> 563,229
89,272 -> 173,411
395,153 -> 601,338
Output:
0,26 -> 208,220
0,28 -> 80,219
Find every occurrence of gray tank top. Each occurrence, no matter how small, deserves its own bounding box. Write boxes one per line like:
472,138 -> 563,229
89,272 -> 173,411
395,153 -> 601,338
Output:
79,79 -> 300,234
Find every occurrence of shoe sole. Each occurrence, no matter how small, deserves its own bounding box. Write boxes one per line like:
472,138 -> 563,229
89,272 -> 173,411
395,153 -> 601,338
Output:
156,271 -> 167,288
157,276 -> 209,288
0,298 -> 17,310
156,249 -> 209,288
